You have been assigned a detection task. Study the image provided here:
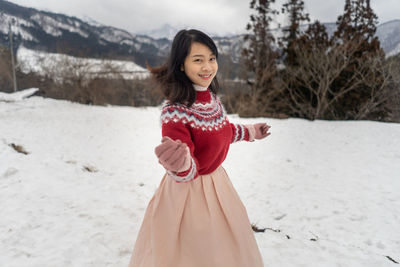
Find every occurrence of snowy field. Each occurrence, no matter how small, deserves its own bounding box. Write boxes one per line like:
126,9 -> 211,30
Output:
1,89 -> 399,267
17,47 -> 150,80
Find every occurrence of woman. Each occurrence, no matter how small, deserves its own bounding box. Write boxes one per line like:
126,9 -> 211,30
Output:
129,29 -> 271,267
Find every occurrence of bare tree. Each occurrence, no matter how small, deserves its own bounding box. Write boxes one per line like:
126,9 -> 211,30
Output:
282,39 -> 391,120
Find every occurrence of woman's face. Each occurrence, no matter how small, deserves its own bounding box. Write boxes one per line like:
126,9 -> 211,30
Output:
182,42 -> 218,88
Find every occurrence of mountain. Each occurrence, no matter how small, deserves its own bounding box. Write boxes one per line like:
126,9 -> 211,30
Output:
273,21 -> 400,57
79,15 -> 104,28
137,24 -> 181,40
0,0 -> 169,67
139,24 -> 226,41
142,20 -> 400,61
1,0 -> 399,72
376,20 -> 400,57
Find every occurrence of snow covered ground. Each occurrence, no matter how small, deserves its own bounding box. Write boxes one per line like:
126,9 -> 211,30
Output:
1,89 -> 399,267
17,47 -> 149,81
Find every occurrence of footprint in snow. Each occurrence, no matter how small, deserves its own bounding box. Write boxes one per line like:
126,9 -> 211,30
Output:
2,167 -> 18,178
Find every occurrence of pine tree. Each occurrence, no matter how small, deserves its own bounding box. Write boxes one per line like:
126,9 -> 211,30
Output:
299,21 -> 331,50
241,0 -> 280,116
275,0 -> 311,119
331,0 -> 388,120
334,0 -> 378,44
280,0 -> 310,66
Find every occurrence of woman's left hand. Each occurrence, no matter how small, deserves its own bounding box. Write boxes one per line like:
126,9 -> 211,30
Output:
253,123 -> 271,140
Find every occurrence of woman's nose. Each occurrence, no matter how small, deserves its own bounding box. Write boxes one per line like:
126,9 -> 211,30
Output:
201,62 -> 211,71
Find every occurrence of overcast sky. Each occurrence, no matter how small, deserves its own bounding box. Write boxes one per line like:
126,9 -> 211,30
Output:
7,0 -> 400,36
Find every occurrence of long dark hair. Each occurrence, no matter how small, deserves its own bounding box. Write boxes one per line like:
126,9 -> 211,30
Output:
148,29 -> 219,107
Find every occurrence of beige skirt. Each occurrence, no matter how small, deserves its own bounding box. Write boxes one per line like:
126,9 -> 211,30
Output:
129,165 -> 264,267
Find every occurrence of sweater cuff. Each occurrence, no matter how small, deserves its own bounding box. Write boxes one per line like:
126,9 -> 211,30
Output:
232,123 -> 250,143
167,157 -> 197,183
245,124 -> 256,142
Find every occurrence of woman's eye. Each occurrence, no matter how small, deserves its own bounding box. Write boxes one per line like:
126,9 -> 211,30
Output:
210,57 -> 216,61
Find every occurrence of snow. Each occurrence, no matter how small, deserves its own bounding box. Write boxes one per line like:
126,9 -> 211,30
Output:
79,15 -> 104,28
30,14 -> 63,37
134,36 -> 156,45
121,40 -> 134,46
376,20 -> 400,43
137,24 -> 181,40
30,14 -> 89,39
16,47 -> 149,80
376,20 -> 400,57
0,13 -> 37,42
0,88 -> 38,102
98,28 -> 133,44
0,89 -> 399,267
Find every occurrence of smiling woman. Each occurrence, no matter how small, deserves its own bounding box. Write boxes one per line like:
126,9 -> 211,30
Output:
128,29 -> 271,267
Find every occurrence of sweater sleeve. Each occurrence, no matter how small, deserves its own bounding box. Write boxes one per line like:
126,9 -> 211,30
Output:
229,123 -> 251,143
161,119 -> 199,183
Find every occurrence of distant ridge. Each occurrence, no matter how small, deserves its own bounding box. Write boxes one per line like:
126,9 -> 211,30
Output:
0,0 -> 169,67
0,0 -> 399,71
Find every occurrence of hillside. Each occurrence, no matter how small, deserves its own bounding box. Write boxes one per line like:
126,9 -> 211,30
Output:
0,0 -> 169,67
1,0 -> 400,71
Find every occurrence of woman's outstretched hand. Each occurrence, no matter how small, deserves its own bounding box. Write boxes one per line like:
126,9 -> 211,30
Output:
154,136 -> 191,173
254,123 -> 271,140
246,123 -> 271,141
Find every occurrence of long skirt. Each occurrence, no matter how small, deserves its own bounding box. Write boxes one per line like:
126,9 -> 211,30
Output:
129,165 -> 264,267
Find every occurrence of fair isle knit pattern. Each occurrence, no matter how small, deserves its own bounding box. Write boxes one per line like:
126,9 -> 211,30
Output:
161,89 -> 250,183
233,124 -> 246,143
161,93 -> 227,132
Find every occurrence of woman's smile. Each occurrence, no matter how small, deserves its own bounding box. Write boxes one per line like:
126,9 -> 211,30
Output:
199,73 -> 213,79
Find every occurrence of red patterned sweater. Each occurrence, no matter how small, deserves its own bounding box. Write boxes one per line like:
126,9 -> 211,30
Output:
160,89 -> 251,182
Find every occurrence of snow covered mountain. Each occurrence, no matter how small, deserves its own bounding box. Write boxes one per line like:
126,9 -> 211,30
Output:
137,24 -> 181,40
139,20 -> 400,59
0,0 -> 399,72
0,0 -> 169,67
143,20 -> 400,60
17,46 -> 150,80
376,20 -> 400,57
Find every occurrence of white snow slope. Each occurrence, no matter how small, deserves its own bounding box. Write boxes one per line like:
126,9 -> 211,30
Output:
17,47 -> 149,81
0,89 -> 399,267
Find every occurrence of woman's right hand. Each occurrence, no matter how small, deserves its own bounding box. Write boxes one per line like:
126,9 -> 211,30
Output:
154,136 -> 191,173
